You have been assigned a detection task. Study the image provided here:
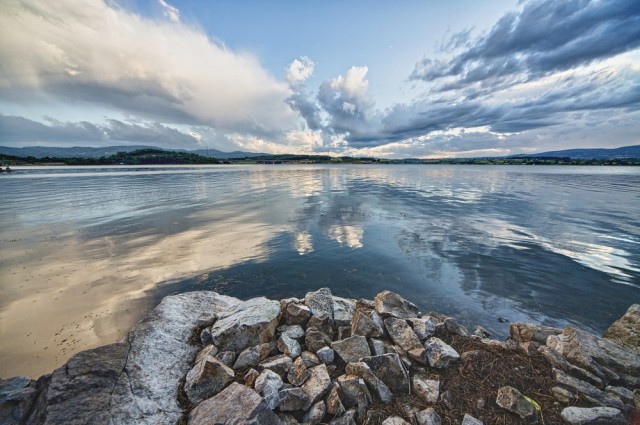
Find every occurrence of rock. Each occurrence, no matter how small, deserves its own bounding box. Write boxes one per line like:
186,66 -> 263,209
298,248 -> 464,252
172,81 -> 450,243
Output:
415,407 -> 442,425
301,364 -> 332,410
509,322 -> 562,344
329,408 -> 357,425
424,337 -> 460,368
408,317 -> 437,341
200,326 -> 213,346
333,296 -> 356,327
361,353 -> 410,395
635,389 -> 640,409
278,412 -> 300,425
605,386 -> 634,406
338,326 -> 352,340
412,375 -> 439,404
0,376 -> 37,425
305,288 -> 334,317
325,382 -> 345,416
473,326 -> 491,338
285,325 -> 306,339
279,387 -> 309,411
195,344 -> 219,364
553,368 -> 624,409
337,375 -> 372,409
301,351 -> 321,368
374,290 -> 419,319
369,338 -> 386,356
495,386 -> 537,419
278,334 -> 302,358
538,345 -> 605,388
461,414 -> 483,425
254,369 -> 283,409
317,346 -> 335,364
285,302 -> 312,326
441,317 -> 470,337
308,311 -> 335,335
332,336 -> 371,363
305,327 -> 332,353
384,317 -> 423,351
382,417 -> 411,425
547,326 -> 640,388
184,355 -> 235,404
259,354 -> 293,378
560,406 -> 626,425
440,390 -> 454,410
245,368 -> 260,387
407,347 -> 428,365
603,304 -> 639,354
551,386 -> 575,403
210,297 -> 280,353
351,309 -> 385,338
345,362 -> 393,403
287,356 -> 310,386
303,401 -> 326,425
233,343 -> 271,370
188,382 -> 280,425
216,351 -> 236,367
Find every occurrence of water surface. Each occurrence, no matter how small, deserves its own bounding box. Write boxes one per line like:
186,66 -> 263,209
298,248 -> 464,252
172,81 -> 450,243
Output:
1,164 -> 639,378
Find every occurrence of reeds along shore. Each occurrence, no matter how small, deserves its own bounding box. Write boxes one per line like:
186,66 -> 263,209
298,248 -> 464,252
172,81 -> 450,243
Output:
2,289 -> 638,425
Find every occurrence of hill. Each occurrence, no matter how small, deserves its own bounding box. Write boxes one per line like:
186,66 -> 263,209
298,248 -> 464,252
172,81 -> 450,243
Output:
516,145 -> 640,160
0,145 -> 263,159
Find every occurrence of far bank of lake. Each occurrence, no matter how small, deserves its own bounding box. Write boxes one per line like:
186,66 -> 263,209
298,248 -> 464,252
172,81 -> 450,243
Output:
1,164 -> 639,378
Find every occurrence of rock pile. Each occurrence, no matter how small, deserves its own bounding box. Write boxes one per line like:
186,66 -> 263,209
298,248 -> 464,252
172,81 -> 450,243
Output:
1,290 -> 638,425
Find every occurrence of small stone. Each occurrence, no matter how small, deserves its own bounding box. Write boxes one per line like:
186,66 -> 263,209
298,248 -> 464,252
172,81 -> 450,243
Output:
509,322 -> 562,344
382,417 -> 411,425
329,408 -> 357,425
303,400 -> 326,425
325,382 -> 346,416
473,326 -> 490,338
305,288 -> 334,317
345,362 -> 393,403
551,386 -> 575,403
408,317 -> 437,341
603,304 -> 640,353
317,346 -> 335,364
519,341 -> 541,356
184,356 -> 235,404
332,335 -> 371,363
305,327 -> 332,353
333,296 -> 356,326
605,385 -> 634,405
351,309 -> 385,337
233,343 -> 271,370
259,354 -> 293,378
369,338 -> 386,356
279,387 -> 310,411
356,298 -> 375,310
277,412 -> 300,425
301,351 -> 321,368
374,290 -> 419,319
361,353 -> 410,395
254,369 -> 284,409
413,374 -> 439,404
285,325 -> 306,339
200,327 -> 213,346
424,337 -> 460,368
442,317 -> 470,336
495,386 -> 537,419
440,390 -> 454,410
407,347 -> 428,365
308,311 -> 335,335
553,368 -> 624,409
415,407 -> 442,425
278,334 -> 302,358
301,364 -> 332,410
244,368 -> 260,387
287,356 -> 310,386
195,344 -> 219,364
337,374 -> 372,409
338,326 -> 352,340
384,317 -> 423,351
188,382 -> 280,425
461,414 -> 483,425
286,302 -> 312,326
560,406 -> 626,425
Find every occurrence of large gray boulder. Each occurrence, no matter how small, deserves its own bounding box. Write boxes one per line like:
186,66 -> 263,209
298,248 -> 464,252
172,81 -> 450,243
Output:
184,355 -> 234,404
331,336 -> 371,363
351,309 -> 385,338
210,297 -> 281,352
560,406 -> 626,425
384,317 -> 422,352
0,376 -> 38,425
333,297 -> 356,327
345,362 -> 393,403
305,288 -> 334,317
374,290 -> 419,319
361,353 -> 410,395
424,337 -> 460,369
188,382 -> 281,425
301,364 -> 332,410
603,304 -> 639,354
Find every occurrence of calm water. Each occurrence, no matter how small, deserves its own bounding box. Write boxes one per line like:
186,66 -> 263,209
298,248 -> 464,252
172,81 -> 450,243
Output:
1,164 -> 639,378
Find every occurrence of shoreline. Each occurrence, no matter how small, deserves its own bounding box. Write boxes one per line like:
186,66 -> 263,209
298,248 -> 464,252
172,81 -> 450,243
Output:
1,288 -> 637,425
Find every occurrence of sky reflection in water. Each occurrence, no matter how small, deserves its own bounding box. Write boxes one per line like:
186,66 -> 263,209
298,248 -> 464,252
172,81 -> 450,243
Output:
1,164 -> 639,378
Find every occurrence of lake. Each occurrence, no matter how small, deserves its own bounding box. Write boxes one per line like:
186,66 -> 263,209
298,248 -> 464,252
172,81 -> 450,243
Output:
1,164 -> 639,378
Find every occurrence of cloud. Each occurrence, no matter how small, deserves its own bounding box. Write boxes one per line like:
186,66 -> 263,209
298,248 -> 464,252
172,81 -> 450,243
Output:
0,0 -> 296,136
286,56 -> 315,84
158,0 -> 180,23
0,115 -> 201,148
285,57 -> 324,131
411,0 -> 640,86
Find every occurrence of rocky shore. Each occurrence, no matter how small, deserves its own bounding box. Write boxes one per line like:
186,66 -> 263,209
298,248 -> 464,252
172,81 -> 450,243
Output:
1,288 -> 638,425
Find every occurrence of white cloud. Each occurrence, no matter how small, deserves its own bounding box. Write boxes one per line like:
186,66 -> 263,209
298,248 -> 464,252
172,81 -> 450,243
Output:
158,0 -> 180,23
329,66 -> 369,99
286,56 -> 315,85
0,0 -> 297,137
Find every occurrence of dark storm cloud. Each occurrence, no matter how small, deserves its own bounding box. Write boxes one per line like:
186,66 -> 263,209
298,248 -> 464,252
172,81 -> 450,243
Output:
0,115 -> 200,148
411,0 -> 640,85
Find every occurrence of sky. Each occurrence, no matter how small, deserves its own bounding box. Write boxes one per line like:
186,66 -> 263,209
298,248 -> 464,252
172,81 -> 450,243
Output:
1,0 -> 639,158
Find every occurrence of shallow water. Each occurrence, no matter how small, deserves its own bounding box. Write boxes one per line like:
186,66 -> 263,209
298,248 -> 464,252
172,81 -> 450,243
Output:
1,164 -> 639,378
